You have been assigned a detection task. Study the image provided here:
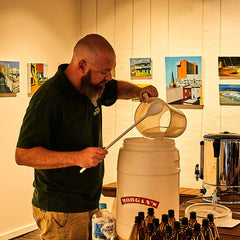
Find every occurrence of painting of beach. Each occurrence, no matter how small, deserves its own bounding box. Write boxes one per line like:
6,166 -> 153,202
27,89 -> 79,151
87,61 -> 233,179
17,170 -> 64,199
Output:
218,57 -> 240,79
219,84 -> 240,105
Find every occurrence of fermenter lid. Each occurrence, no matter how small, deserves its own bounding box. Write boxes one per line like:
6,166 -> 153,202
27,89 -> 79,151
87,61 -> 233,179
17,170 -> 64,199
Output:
204,131 -> 240,139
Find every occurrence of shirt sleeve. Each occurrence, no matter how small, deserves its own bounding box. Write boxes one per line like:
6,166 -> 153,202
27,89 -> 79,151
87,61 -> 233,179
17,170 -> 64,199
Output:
101,79 -> 117,106
16,97 -> 59,149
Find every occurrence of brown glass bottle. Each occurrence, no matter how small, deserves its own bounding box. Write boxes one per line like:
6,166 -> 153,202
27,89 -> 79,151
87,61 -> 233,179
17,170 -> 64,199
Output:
168,210 -> 176,231
193,223 -> 205,240
145,208 -> 155,226
207,214 -> 220,240
185,228 -> 194,240
139,211 -> 147,234
201,219 -> 214,240
163,225 -> 174,240
153,218 -> 161,240
160,214 -> 170,239
145,223 -> 155,240
189,211 -> 197,230
129,216 -> 145,240
181,217 -> 191,239
172,221 -> 183,240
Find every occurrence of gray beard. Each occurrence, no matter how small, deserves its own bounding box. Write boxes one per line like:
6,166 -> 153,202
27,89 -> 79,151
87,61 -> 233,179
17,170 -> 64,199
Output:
80,71 -> 105,102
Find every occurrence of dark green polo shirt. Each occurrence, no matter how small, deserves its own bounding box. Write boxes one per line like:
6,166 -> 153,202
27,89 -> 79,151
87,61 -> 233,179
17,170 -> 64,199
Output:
17,64 -> 117,212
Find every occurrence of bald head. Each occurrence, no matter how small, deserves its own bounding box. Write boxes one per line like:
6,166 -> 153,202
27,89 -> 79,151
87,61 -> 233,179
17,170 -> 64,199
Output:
73,34 -> 115,67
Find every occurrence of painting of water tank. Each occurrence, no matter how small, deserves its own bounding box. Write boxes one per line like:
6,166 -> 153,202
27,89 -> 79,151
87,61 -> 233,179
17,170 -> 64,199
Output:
219,84 -> 240,105
0,61 -> 19,95
130,58 -> 152,79
165,56 -> 203,106
218,57 -> 240,79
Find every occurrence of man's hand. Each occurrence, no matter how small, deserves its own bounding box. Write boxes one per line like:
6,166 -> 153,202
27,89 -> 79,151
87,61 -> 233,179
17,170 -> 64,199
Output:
139,85 -> 158,102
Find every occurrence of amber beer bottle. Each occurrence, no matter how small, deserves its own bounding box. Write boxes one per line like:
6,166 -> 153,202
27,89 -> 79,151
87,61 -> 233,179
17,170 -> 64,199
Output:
193,223 -> 205,240
145,208 -> 155,226
160,214 -> 170,239
139,211 -> 147,233
144,223 -> 155,240
172,221 -> 183,240
201,219 -> 214,240
207,214 -> 220,240
189,212 -> 197,229
129,216 -> 145,240
153,218 -> 161,240
163,225 -> 174,240
168,210 -> 176,230
185,228 -> 194,240
181,217 -> 191,239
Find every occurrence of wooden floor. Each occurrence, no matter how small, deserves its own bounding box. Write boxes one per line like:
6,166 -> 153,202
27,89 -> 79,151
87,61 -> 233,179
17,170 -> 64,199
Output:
10,230 -> 41,240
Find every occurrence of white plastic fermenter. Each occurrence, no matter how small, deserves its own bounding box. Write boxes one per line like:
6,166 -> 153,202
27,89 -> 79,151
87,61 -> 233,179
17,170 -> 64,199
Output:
116,137 -> 180,240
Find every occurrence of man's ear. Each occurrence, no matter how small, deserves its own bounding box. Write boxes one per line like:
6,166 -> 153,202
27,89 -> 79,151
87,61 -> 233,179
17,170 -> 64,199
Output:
78,60 -> 88,74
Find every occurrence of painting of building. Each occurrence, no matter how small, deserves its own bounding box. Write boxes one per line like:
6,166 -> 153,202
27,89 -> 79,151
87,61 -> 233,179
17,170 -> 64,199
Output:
165,57 -> 203,105
130,58 -> 152,79
0,61 -> 19,94
28,63 -> 48,96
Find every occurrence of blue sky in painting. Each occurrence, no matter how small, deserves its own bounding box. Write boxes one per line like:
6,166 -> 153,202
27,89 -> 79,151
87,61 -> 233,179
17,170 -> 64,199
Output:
0,61 -> 19,69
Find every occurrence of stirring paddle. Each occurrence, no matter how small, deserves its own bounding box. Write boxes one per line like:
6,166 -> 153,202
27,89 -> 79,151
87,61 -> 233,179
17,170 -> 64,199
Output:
80,100 -> 163,173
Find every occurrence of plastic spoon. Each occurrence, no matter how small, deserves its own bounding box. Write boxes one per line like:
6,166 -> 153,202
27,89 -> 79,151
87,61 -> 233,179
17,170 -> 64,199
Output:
80,101 -> 163,173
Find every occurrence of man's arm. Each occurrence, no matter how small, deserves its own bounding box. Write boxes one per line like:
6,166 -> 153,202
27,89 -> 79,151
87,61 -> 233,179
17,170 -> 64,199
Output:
117,80 -> 158,101
15,146 -> 107,169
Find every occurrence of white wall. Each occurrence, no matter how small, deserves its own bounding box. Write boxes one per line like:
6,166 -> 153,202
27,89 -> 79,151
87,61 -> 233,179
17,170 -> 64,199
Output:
0,0 -> 79,238
78,0 -> 240,210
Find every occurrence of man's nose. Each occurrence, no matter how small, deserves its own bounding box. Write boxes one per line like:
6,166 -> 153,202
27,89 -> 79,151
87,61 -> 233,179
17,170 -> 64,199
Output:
105,71 -> 112,81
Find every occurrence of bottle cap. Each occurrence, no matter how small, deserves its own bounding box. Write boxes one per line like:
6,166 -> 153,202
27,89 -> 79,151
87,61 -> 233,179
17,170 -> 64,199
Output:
168,209 -> 175,218
202,219 -> 209,227
207,214 -> 214,222
153,218 -> 160,227
99,203 -> 107,209
138,211 -> 145,220
194,223 -> 201,232
162,214 -> 168,222
181,217 -> 188,225
147,207 -> 154,216
135,216 -> 141,224
190,211 -> 197,219
174,221 -> 181,230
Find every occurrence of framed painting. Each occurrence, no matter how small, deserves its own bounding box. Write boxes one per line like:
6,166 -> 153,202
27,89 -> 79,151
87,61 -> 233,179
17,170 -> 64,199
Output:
0,61 -> 19,96
219,84 -> 240,105
218,57 -> 240,80
28,63 -> 48,96
165,56 -> 203,108
130,58 -> 152,79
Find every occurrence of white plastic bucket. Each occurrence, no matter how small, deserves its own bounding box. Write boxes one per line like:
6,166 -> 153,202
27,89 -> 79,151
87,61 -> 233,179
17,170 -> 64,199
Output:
116,137 -> 180,240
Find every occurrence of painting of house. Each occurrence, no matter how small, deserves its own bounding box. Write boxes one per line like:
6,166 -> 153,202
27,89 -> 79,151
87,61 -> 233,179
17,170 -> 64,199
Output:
165,56 -> 203,105
0,61 -> 19,94
130,58 -> 152,79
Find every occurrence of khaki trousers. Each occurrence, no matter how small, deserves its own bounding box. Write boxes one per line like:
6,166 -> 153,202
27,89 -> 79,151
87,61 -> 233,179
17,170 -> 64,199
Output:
32,205 -> 98,240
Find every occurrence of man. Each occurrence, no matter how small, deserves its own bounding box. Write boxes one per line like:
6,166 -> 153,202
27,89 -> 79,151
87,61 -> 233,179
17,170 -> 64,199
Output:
15,34 -> 158,240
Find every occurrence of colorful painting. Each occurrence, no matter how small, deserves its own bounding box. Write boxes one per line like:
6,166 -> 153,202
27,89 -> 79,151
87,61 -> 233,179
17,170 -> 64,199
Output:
0,61 -> 19,94
165,56 -> 203,105
130,58 -> 152,79
28,63 -> 48,96
219,84 -> 240,105
218,57 -> 240,79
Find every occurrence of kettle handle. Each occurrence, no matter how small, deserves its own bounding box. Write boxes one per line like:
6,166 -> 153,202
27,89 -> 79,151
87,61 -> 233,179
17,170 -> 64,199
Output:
200,140 -> 204,179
